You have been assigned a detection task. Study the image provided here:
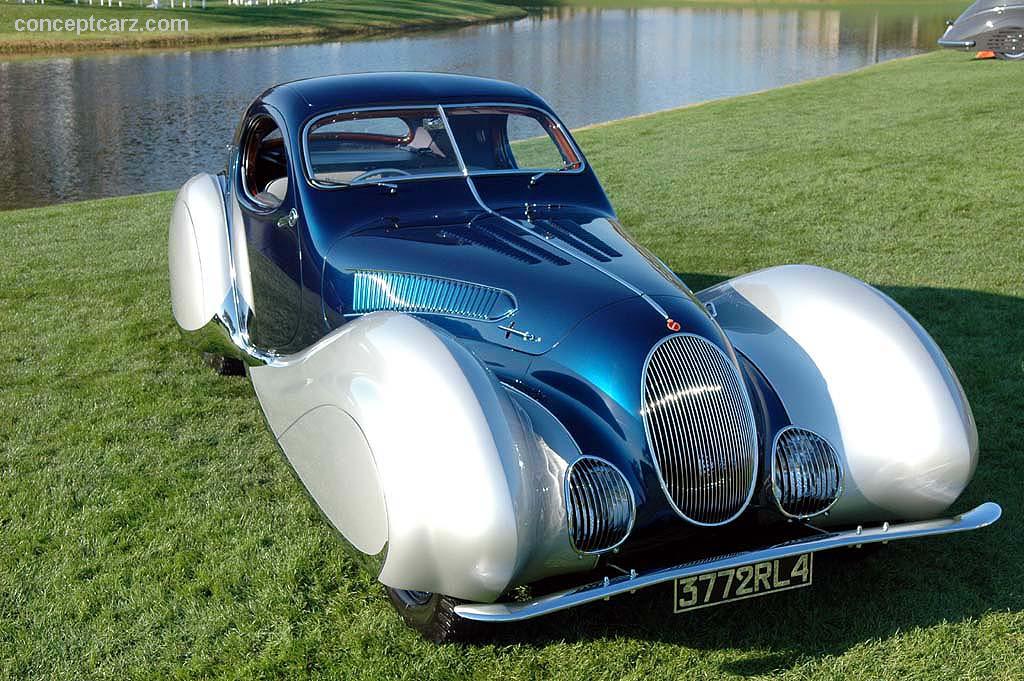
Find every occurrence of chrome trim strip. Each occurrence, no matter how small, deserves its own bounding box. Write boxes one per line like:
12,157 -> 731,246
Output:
480,200 -> 671,320
563,455 -> 637,555
436,104 -> 469,178
453,502 -> 1002,622
199,171 -> 276,366
640,333 -> 760,526
938,38 -> 976,47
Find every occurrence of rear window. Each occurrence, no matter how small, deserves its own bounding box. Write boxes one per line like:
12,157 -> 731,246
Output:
306,109 -> 461,186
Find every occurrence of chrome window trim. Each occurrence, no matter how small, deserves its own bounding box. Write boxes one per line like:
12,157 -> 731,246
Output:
239,112 -> 290,213
435,104 -> 469,178
299,101 -> 587,191
562,455 -> 637,555
640,332 -> 760,527
769,425 -> 845,520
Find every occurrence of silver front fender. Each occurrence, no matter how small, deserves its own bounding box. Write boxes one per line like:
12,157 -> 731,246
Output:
700,265 -> 978,524
249,313 -> 592,601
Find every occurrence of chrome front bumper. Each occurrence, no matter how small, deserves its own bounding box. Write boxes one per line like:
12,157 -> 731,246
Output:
455,502 -> 1001,622
938,38 -> 977,49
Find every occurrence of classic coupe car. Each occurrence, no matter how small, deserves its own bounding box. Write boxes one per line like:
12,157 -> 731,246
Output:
169,73 -> 1000,642
939,0 -> 1024,59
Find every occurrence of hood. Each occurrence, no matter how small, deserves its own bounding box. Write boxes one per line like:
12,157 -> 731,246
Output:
521,294 -> 767,531
320,206 -> 694,355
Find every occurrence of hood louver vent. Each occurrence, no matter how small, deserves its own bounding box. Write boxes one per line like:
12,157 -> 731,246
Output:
526,218 -> 622,263
351,270 -> 516,321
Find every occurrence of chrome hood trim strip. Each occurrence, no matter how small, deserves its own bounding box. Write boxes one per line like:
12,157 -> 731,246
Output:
434,104 -> 670,321
454,502 -> 1001,622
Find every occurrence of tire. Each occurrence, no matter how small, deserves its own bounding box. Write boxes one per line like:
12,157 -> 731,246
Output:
202,352 -> 246,376
385,587 -> 477,643
995,51 -> 1024,60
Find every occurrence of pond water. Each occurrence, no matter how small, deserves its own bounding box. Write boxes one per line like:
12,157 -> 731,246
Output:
0,4 -> 962,210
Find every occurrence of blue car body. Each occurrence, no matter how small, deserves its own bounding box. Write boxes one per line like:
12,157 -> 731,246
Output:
168,72 -> 996,640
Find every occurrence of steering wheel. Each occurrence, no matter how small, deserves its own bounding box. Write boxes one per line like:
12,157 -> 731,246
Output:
351,168 -> 412,184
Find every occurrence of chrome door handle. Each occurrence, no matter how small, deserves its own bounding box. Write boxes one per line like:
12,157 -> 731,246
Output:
277,208 -> 298,229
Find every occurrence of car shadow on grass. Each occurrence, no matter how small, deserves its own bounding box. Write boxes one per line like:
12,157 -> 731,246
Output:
471,274 -> 1022,676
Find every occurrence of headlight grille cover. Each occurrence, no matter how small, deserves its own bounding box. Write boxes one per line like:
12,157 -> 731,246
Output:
642,333 -> 759,525
565,457 -> 635,554
771,427 -> 844,519
351,270 -> 516,321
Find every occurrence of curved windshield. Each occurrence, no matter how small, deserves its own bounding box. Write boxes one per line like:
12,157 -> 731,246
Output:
304,105 -> 582,187
306,108 -> 461,186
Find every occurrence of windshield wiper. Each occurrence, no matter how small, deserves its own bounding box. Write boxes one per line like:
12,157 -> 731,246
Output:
316,177 -> 398,194
529,167 -> 569,187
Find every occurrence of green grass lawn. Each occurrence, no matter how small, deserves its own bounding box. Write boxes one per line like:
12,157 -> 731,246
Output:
0,0 -> 526,54
521,0 -> 959,7
1,51 -> 1022,679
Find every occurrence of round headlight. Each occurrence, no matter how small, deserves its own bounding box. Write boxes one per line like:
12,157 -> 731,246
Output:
565,456 -> 635,554
771,427 -> 844,519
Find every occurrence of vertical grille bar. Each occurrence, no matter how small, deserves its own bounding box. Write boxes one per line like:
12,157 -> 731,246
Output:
771,427 -> 843,519
641,334 -> 759,526
565,457 -> 635,554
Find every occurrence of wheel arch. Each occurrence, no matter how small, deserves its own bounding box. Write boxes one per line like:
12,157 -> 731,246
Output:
249,312 -> 589,601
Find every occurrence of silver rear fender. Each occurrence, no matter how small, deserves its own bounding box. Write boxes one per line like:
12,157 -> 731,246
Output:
168,173 -> 232,333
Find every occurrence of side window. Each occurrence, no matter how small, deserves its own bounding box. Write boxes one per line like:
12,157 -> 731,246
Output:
443,107 -> 582,173
507,113 -> 571,171
242,115 -> 289,209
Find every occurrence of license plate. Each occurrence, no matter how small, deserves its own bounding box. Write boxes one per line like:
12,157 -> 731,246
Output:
672,553 -> 813,613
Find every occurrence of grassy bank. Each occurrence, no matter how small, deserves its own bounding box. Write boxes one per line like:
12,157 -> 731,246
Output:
1,51 -> 1022,679
521,0 -> 959,7
0,0 -> 526,55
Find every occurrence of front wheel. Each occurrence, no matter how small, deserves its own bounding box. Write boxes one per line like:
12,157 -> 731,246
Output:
996,51 -> 1024,60
385,587 -> 477,643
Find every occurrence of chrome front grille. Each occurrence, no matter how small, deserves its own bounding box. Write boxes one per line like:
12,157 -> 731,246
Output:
642,334 -> 758,525
771,427 -> 844,519
565,457 -> 635,554
351,270 -> 516,321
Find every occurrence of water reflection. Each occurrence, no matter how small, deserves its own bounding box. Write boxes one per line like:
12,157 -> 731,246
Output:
0,5 -> 960,209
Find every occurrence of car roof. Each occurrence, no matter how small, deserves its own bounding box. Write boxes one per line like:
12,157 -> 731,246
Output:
257,72 -> 552,125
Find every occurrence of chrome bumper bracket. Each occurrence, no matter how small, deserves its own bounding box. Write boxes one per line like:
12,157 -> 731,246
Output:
938,38 -> 977,49
454,502 -> 1001,622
